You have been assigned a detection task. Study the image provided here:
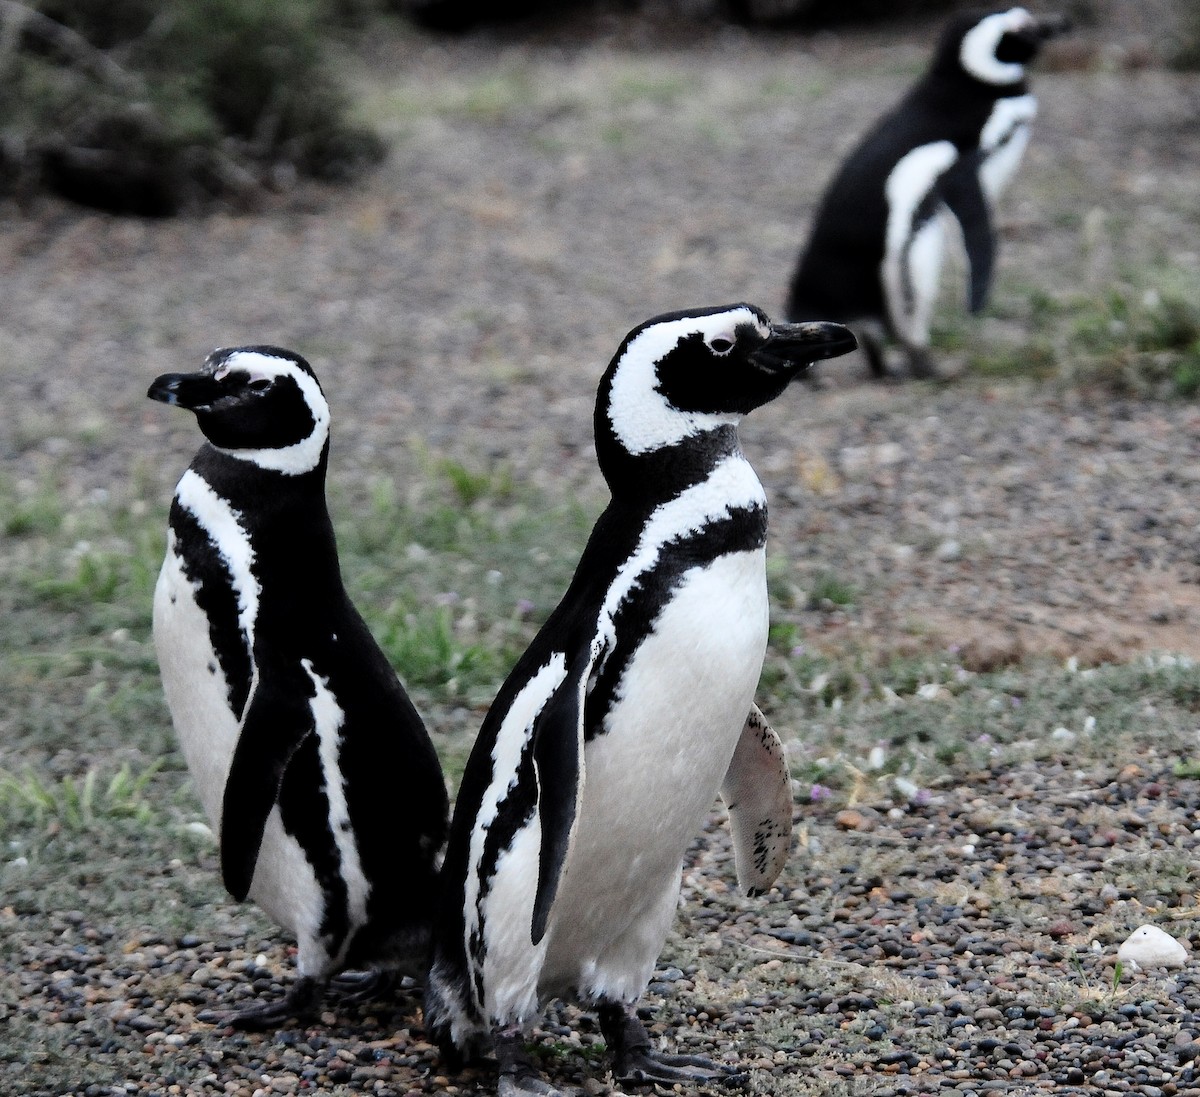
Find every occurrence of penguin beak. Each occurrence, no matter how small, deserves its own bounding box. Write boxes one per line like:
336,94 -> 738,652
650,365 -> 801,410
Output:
1031,12 -> 1071,40
750,321 -> 858,374
147,371 -> 224,410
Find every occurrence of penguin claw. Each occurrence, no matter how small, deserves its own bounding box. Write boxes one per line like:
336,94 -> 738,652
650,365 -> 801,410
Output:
329,968 -> 400,1005
497,1076 -> 576,1097
493,1028 -> 580,1097
196,975 -> 322,1031
615,1050 -> 746,1088
599,1002 -> 746,1089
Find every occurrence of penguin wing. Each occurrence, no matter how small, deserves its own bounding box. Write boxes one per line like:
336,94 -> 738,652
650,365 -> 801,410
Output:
720,705 -> 793,896
939,154 -> 994,313
529,638 -> 602,945
219,662 -> 316,901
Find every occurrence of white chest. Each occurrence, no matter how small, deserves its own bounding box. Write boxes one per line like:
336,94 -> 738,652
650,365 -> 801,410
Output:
547,549 -> 769,948
978,94 -> 1036,201
153,538 -> 241,824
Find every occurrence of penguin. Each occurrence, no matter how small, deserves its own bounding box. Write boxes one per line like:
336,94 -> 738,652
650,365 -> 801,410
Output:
426,304 -> 857,1094
148,346 -> 449,1029
786,7 -> 1069,379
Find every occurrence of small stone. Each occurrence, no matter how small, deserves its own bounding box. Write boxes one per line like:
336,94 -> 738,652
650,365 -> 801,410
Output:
835,809 -> 872,832
1117,925 -> 1188,970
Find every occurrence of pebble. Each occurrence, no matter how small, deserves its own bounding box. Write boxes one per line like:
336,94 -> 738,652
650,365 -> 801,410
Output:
1117,926 -> 1189,970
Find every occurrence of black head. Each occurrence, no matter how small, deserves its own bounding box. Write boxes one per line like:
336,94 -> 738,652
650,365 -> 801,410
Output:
148,346 -> 330,474
933,8 -> 1069,89
597,304 -> 856,460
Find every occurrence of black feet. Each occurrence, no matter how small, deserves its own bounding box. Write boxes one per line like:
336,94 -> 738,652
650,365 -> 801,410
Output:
494,1028 -> 575,1096
598,1001 -> 744,1087
197,974 -> 323,1031
330,967 -> 400,1005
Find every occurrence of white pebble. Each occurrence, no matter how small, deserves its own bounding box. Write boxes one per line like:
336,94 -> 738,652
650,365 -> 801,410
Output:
183,821 -> 214,841
1117,924 -> 1188,971
893,776 -> 920,801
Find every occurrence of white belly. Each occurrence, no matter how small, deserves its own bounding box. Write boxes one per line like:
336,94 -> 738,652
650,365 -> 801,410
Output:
540,548 -> 769,1000
979,94 -> 1036,201
153,545 -> 323,955
882,141 -> 958,345
153,543 -> 239,824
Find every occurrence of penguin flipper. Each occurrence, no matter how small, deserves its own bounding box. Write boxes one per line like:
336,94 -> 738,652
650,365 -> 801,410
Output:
720,704 -> 792,896
529,642 -> 597,945
940,156 -> 994,313
220,663 -> 316,901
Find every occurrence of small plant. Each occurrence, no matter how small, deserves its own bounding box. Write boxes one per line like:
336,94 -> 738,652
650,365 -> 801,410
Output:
805,571 -> 856,610
1170,0 -> 1200,70
1060,284 -> 1200,399
0,763 -> 158,832
438,457 -> 515,508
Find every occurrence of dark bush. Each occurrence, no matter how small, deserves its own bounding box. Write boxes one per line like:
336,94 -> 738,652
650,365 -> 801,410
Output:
0,0 -> 385,214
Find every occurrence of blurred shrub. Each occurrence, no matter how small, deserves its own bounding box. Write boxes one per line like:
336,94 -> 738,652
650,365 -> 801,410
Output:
1170,1 -> 1200,69
0,0 -> 385,214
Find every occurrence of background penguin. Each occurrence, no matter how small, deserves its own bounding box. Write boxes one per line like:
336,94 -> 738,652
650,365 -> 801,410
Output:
426,304 -> 856,1094
148,346 -> 448,1029
786,7 -> 1069,379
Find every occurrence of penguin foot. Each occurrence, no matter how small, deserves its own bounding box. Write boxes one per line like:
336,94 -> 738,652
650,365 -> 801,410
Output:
330,968 -> 399,1005
613,1047 -> 745,1088
599,1001 -> 744,1088
197,974 -> 323,1031
859,327 -> 892,380
903,345 -> 942,381
494,1028 -> 579,1097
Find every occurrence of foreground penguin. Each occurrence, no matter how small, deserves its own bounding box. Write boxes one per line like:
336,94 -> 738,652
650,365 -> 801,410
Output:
149,346 -> 448,1029
786,7 -> 1068,378
427,305 -> 856,1093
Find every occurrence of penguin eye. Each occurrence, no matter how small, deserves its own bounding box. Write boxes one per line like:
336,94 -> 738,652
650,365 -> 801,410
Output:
247,378 -> 272,392
709,337 -> 735,354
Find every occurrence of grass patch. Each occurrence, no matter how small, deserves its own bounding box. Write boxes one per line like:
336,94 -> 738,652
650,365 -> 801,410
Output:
0,763 -> 159,832
762,645 -> 1200,803
966,267 -> 1200,398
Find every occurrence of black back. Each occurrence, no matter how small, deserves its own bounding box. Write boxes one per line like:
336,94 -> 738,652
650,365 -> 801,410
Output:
786,10 -> 1031,323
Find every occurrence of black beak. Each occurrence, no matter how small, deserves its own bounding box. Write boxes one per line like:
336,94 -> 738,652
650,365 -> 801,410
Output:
750,321 -> 858,374
1032,13 -> 1071,40
147,371 -> 223,410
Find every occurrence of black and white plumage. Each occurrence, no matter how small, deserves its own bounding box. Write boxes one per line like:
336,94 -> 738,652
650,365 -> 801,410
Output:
426,305 -> 856,1094
786,7 -> 1068,378
149,346 -> 448,1029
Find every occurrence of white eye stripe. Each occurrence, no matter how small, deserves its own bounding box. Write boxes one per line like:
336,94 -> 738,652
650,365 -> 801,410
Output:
604,308 -> 767,455
206,351 -> 331,475
960,8 -> 1031,86
213,351 -> 297,385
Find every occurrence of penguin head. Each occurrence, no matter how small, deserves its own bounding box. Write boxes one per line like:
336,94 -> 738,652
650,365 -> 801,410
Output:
944,8 -> 1069,88
148,346 -> 331,475
598,304 -> 856,459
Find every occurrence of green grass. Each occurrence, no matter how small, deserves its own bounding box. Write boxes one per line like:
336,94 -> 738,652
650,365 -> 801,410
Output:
962,266 -> 1200,398
0,454 -> 592,809
759,644 -> 1200,805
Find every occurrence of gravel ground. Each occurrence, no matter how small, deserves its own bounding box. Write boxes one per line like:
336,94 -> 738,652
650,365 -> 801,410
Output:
3,7 -> 1200,1096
